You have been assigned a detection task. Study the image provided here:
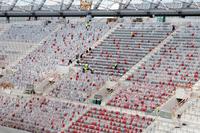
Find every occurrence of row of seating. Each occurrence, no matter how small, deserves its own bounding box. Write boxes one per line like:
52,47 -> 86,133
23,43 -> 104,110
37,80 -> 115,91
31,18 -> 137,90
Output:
0,94 -> 86,132
48,71 -> 110,102
67,107 -> 154,133
0,42 -> 35,67
0,21 -> 114,92
107,23 -> 200,113
127,24 -> 200,86
0,22 -> 57,43
107,81 -> 175,113
79,23 -> 172,76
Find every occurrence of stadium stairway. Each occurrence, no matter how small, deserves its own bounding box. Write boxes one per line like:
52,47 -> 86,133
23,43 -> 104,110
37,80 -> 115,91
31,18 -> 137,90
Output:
26,22 -> 119,96
78,23 -> 172,77
3,22 -> 200,133
37,23 -> 120,96
88,23 -> 178,108
119,24 -> 179,81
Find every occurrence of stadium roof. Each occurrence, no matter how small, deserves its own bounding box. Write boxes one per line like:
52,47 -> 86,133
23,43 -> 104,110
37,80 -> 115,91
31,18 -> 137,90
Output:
0,0 -> 200,17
